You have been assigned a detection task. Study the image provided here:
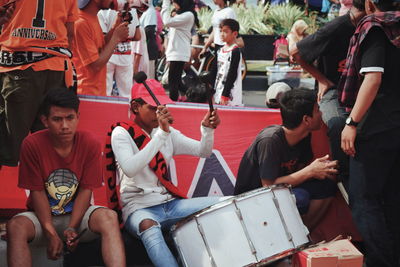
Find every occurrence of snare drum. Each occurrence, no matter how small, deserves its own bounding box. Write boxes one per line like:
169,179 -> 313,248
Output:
171,185 -> 310,267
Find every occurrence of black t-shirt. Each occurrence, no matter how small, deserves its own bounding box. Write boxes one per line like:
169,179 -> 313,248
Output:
297,14 -> 355,86
234,125 -> 313,195
357,27 -> 400,138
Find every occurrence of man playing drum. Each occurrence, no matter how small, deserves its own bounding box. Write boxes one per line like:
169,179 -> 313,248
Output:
108,80 -> 223,267
234,89 -> 338,231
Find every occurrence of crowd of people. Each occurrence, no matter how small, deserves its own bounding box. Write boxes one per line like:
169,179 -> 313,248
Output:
0,0 -> 399,266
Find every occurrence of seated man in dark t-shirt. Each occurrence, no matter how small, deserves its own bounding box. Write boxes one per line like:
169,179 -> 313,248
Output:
234,89 -> 338,231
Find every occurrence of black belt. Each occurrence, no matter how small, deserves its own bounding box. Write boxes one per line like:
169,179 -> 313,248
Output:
0,51 -> 54,67
0,47 -> 72,67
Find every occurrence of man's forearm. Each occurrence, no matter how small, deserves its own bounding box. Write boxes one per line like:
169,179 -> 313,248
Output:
261,167 -> 312,187
131,27 -> 141,42
133,54 -> 141,74
31,190 -> 57,237
88,37 -> 119,73
204,31 -> 215,49
67,188 -> 92,230
292,52 -> 333,87
104,28 -> 115,44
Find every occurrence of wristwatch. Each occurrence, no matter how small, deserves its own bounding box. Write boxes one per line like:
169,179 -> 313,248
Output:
345,116 -> 359,127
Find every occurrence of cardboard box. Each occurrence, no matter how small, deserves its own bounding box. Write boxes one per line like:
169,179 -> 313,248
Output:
292,239 -> 363,267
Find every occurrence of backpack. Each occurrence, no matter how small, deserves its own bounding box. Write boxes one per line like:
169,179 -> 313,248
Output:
273,35 -> 290,65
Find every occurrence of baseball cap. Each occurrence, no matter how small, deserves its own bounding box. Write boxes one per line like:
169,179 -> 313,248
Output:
131,79 -> 174,106
266,82 -> 291,108
78,0 -> 91,9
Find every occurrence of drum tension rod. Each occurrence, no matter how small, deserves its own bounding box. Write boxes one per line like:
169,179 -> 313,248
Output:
272,195 -> 294,244
233,200 -> 258,260
195,217 -> 218,267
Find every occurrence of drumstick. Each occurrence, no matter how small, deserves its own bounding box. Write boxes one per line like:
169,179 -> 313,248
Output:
133,71 -> 161,106
63,228 -> 87,255
70,228 -> 87,243
198,71 -> 214,112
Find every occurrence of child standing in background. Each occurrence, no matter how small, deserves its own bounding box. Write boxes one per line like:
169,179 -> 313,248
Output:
210,19 -> 243,106
132,8 -> 150,76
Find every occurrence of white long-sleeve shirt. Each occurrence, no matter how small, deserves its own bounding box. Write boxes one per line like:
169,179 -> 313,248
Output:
161,0 -> 194,62
212,7 -> 236,46
111,124 -> 214,222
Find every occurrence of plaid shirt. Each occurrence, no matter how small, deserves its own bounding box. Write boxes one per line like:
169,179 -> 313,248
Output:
337,11 -> 400,109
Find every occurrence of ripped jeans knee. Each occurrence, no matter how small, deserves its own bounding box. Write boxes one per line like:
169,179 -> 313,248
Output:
139,219 -> 160,234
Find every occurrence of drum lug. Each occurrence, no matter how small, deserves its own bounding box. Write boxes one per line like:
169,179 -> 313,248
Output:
272,196 -> 294,244
195,217 -> 218,267
234,200 -> 258,260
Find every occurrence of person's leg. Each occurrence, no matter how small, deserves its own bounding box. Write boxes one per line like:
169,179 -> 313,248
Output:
124,204 -> 179,267
291,188 -> 310,215
106,62 -> 116,96
383,154 -> 400,264
30,70 -> 64,133
295,178 -> 337,231
87,207 -> 125,267
0,68 -> 58,166
349,133 -> 398,267
162,197 -> 223,229
302,198 -> 333,231
148,60 -> 155,80
0,73 -> 8,166
6,212 -> 42,267
319,89 -> 349,186
6,216 -> 35,267
168,61 -> 185,101
115,64 -> 133,98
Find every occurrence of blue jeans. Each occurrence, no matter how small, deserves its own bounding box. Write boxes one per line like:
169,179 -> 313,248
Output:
319,88 -> 349,186
124,197 -> 222,267
349,128 -> 400,267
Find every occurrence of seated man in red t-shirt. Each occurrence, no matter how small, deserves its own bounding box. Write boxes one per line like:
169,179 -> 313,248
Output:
6,88 -> 125,266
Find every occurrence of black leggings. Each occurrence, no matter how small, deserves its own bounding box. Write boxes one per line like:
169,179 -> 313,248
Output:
168,61 -> 186,101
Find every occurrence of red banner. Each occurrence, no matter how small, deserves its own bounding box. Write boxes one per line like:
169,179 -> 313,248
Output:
0,95 -> 360,242
0,97 -> 282,208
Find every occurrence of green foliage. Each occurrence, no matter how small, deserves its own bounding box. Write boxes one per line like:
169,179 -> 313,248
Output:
266,4 -> 306,35
197,3 -> 321,36
233,3 -> 274,35
198,7 -> 213,34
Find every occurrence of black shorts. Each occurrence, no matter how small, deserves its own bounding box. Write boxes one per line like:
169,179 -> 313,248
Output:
296,178 -> 337,199
293,178 -> 337,214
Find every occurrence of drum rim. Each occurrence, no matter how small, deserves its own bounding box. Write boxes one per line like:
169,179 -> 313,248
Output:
242,242 -> 311,267
170,184 -> 293,233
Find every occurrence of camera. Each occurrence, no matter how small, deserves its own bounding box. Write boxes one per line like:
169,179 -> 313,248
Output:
111,0 -> 133,23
